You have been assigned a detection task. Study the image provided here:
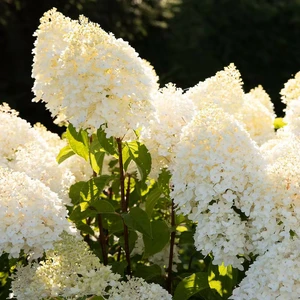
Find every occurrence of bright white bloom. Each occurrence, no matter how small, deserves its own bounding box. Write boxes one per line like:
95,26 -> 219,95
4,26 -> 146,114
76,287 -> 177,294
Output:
0,104 -> 93,204
32,8 -> 158,137
0,167 -> 70,258
236,86 -> 276,145
186,63 -> 244,115
109,276 -> 172,300
231,238 -> 300,300
0,103 -> 36,165
280,71 -> 300,104
252,134 -> 300,254
170,105 -> 268,268
11,232 -> 120,299
141,83 -> 196,177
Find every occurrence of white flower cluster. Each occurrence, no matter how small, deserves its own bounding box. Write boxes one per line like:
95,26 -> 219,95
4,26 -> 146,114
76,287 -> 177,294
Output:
140,83 -> 196,177
0,103 -> 92,205
109,276 -> 172,300
11,232 -> 120,299
11,232 -> 171,300
236,85 -> 276,145
32,8 -> 158,138
0,167 -> 71,259
170,105 -> 270,268
230,238 -> 300,300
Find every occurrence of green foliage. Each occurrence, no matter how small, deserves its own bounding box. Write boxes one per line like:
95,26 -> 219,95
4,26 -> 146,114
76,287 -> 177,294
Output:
66,124 -> 90,161
143,220 -> 170,258
122,141 -> 152,181
122,207 -> 152,239
208,262 -> 238,299
56,144 -> 75,164
174,272 -> 210,300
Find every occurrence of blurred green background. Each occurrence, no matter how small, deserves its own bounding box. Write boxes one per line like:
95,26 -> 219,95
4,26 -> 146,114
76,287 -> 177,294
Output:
1,0 -> 300,133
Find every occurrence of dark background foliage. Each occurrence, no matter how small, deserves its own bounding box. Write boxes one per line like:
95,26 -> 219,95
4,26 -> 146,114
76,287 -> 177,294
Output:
1,0 -> 300,134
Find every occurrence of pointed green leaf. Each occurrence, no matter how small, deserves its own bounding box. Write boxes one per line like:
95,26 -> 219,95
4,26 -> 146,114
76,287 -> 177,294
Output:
143,220 -> 170,258
90,199 -> 115,214
76,222 -> 94,235
157,168 -> 172,195
97,127 -> 117,155
56,144 -> 75,164
89,137 -> 106,174
134,264 -> 162,280
208,262 -> 238,299
122,207 -> 152,238
174,272 -> 209,300
145,186 -> 162,217
69,181 -> 90,205
119,230 -> 138,254
66,124 -> 89,161
69,176 -> 111,205
123,141 -> 151,181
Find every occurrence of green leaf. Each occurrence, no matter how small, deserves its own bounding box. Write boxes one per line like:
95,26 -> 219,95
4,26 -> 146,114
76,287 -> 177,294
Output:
145,186 -> 162,217
143,220 -> 170,258
66,124 -> 89,161
90,199 -> 115,214
122,207 -> 152,238
97,126 -> 117,155
111,261 -> 128,277
123,141 -> 151,181
69,181 -> 90,205
76,222 -> 94,235
89,137 -> 106,174
119,230 -> 138,253
134,264 -> 162,280
104,214 -> 124,233
174,272 -> 209,300
179,231 -> 195,245
56,144 -> 75,164
157,168 -> 172,195
69,206 -> 98,222
208,262 -> 238,299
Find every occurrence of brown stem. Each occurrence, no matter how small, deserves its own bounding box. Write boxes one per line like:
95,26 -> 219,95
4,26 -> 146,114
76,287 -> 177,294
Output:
116,138 -> 131,275
166,199 -> 176,293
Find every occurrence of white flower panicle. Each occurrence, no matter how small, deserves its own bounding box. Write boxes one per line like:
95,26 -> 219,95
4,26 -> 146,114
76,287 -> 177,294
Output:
0,103 -> 36,165
236,86 -> 275,145
251,135 -> 300,254
280,71 -> 300,104
32,8 -> 159,137
11,232 -> 120,300
141,83 -> 196,177
0,104 -> 93,204
186,63 -> 244,115
0,167 -> 70,259
108,276 -> 172,300
170,105 -> 268,268
231,238 -> 300,300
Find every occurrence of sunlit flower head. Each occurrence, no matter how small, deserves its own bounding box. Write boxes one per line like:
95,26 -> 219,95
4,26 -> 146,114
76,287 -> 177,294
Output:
32,8 -> 159,138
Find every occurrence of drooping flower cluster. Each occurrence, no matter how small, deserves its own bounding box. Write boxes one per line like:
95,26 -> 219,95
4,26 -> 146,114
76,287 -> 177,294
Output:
0,103 -> 92,204
140,83 -> 196,177
11,232 -> 120,299
170,105 -> 269,268
0,167 -> 71,259
108,276 -> 172,300
32,8 -> 158,138
230,238 -> 300,300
